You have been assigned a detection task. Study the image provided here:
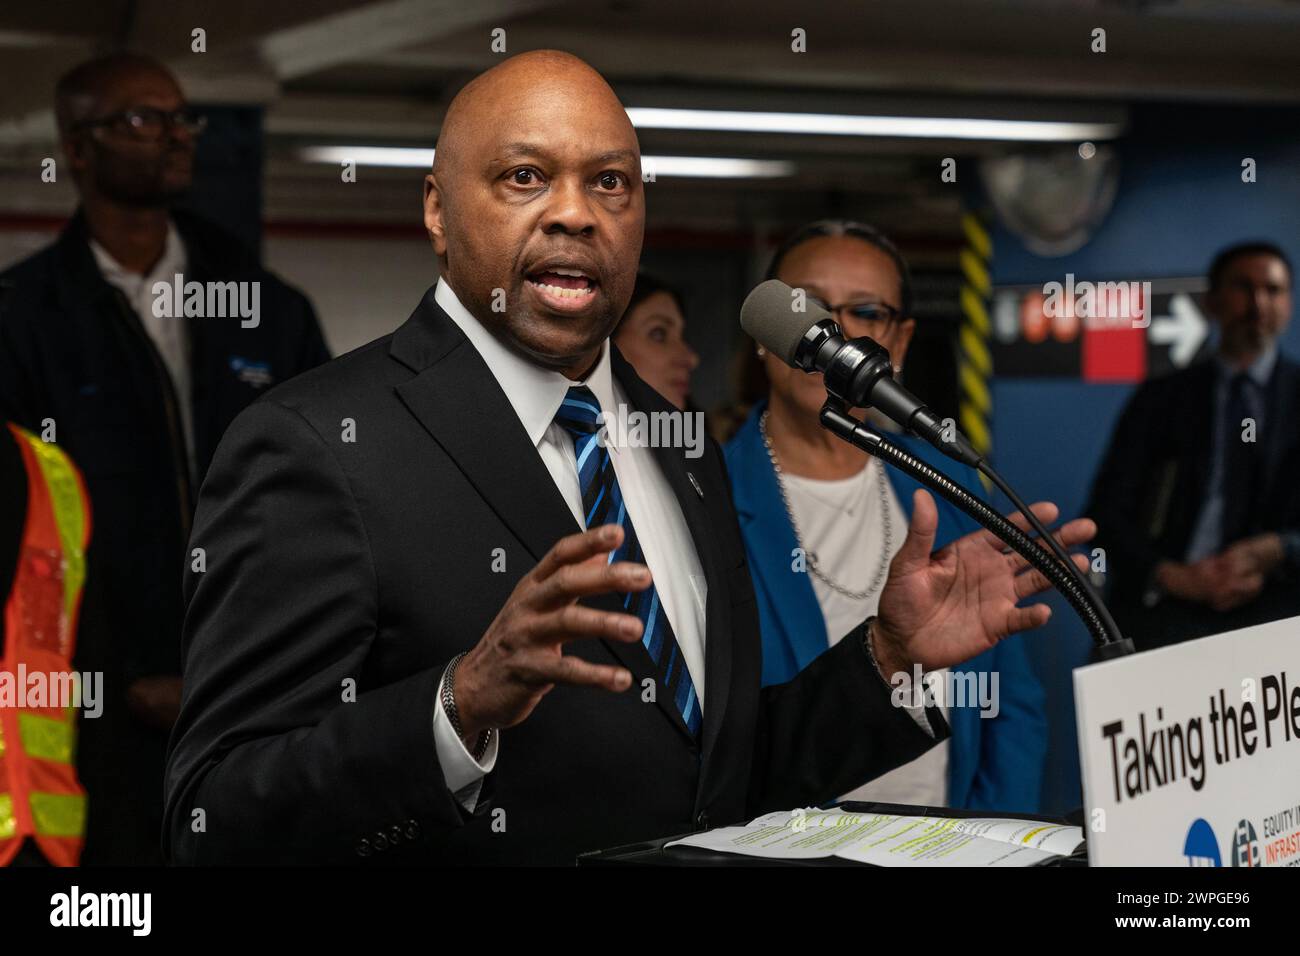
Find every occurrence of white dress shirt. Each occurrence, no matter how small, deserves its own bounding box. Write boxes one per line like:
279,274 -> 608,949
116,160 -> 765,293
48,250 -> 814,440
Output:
781,457 -> 947,806
89,221 -> 198,483
429,278 -> 708,809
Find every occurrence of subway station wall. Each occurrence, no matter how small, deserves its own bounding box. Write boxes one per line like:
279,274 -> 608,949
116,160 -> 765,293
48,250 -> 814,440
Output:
986,103 -> 1300,813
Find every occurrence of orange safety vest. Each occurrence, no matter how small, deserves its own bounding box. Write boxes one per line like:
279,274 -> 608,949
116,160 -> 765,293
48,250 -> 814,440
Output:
0,424 -> 92,866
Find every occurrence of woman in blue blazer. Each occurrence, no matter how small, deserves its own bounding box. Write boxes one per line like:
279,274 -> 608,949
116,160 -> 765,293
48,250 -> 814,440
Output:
723,220 -> 1047,813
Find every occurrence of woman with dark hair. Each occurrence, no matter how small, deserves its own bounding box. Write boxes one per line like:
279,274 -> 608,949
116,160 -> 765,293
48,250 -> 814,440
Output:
723,220 -> 1047,812
612,273 -> 699,410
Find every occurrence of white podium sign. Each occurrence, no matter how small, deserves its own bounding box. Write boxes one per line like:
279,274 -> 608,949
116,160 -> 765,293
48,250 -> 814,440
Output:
1075,615 -> 1300,866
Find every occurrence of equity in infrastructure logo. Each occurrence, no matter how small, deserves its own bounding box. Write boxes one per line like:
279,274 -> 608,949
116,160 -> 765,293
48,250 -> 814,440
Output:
1261,804 -> 1300,866
1230,818 -> 1260,867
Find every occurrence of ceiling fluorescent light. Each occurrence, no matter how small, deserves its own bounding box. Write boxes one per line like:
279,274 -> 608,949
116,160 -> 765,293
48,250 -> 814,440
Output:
299,146 -> 793,178
641,156 -> 792,178
625,107 -> 1122,142
301,146 -> 435,167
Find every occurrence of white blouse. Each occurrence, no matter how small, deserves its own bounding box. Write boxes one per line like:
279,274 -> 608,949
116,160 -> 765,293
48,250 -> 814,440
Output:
782,457 -> 952,807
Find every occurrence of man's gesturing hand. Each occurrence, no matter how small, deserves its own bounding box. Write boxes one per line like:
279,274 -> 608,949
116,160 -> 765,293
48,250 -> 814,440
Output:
873,490 -> 1097,678
453,524 -> 647,739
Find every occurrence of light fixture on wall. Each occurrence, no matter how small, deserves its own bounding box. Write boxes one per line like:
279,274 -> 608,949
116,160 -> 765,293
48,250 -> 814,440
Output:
979,146 -> 1121,256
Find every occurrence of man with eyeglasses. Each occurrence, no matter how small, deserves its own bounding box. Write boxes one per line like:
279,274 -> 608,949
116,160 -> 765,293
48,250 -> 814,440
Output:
0,52 -> 330,864
1088,241 -> 1300,650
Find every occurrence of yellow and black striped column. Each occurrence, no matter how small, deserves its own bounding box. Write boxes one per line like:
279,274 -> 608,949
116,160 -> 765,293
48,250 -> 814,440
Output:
957,211 -> 993,472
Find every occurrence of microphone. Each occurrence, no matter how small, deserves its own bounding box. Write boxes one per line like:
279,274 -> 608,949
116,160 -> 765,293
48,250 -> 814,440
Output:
741,279 -> 982,467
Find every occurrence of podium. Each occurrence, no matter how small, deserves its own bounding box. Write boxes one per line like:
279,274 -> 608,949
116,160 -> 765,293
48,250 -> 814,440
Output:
1074,615 -> 1300,866
578,802 -> 1089,866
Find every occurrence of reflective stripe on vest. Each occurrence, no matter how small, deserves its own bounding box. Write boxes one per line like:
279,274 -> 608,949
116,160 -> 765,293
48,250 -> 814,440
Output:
0,425 -> 92,866
19,708 -> 77,763
27,435 -> 87,631
29,792 -> 87,838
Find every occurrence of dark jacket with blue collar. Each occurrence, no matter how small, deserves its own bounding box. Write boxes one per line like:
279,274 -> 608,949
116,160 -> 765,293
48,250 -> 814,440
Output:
724,402 -> 1048,813
0,208 -> 329,863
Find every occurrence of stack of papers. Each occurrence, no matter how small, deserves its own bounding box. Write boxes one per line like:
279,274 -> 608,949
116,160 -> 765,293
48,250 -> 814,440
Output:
667,807 -> 1085,867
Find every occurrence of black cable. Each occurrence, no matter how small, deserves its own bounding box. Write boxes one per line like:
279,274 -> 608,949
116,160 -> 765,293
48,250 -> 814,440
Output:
976,461 -> 1124,647
818,403 -> 1118,649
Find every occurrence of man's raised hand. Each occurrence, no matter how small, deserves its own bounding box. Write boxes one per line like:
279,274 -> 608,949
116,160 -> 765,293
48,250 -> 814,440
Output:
453,524 -> 646,739
873,490 -> 1097,677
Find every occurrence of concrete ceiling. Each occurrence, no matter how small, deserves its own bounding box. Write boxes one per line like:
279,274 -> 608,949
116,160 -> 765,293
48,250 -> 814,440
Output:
2,0 -> 1297,244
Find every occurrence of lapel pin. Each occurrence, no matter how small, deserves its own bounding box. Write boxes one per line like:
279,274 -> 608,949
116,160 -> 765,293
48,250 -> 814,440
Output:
686,471 -> 704,499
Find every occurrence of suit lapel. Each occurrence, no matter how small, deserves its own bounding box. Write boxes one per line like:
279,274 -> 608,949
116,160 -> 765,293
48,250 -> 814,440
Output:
390,295 -> 695,745
392,292 -> 580,563
611,349 -> 730,753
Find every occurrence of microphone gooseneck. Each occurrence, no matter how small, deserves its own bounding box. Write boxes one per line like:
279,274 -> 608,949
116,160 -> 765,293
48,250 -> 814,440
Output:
820,404 -> 1129,655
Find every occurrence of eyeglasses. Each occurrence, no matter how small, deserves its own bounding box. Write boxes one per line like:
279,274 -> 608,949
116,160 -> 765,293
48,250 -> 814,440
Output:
809,298 -> 904,328
76,106 -> 208,142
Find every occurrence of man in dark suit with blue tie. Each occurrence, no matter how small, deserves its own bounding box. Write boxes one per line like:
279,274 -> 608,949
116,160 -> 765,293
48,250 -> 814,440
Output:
1088,242 -> 1299,650
164,50 -> 1092,864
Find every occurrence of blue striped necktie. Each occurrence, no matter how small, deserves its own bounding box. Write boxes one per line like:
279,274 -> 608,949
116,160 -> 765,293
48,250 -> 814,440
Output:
553,385 -> 702,738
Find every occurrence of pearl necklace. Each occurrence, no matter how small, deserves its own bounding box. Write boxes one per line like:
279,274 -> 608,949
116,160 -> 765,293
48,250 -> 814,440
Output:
759,410 -> 893,601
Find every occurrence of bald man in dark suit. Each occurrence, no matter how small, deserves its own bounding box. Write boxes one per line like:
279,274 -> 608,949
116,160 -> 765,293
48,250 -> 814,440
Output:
164,51 -> 1090,864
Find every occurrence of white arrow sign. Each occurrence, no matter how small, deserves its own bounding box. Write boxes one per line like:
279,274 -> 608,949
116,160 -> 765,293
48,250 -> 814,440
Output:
1148,293 -> 1208,367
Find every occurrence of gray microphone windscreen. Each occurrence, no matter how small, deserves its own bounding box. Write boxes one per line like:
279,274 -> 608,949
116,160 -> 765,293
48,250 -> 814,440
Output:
739,279 -> 831,366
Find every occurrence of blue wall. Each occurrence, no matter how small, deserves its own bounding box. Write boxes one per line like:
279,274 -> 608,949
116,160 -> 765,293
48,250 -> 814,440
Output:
984,104 -> 1300,813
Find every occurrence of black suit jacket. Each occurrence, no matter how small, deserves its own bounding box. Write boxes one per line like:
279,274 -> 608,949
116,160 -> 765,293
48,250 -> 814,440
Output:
1086,356 -> 1300,650
0,209 -> 330,864
163,287 -> 944,865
